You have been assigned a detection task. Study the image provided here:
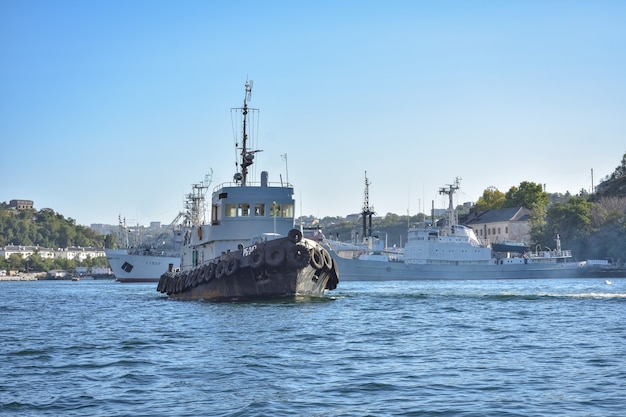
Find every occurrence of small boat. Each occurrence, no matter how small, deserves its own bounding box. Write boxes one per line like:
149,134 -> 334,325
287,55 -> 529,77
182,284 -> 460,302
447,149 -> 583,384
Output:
157,81 -> 338,300
491,240 -> 530,253
90,266 -> 115,280
43,269 -> 70,280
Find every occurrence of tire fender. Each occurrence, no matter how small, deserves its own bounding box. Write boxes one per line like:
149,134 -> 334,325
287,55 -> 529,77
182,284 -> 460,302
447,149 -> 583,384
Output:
250,247 -> 265,269
287,245 -> 311,268
322,249 -> 333,270
310,248 -> 324,269
204,263 -> 215,282
265,245 -> 286,267
225,257 -> 240,276
287,228 -> 302,244
215,261 -> 226,279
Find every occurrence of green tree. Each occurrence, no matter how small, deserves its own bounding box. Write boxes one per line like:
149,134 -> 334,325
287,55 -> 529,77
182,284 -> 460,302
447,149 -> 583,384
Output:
583,196 -> 626,262
54,258 -> 76,271
529,203 -> 548,247
58,224 -> 77,247
475,186 -> 506,211
504,181 -> 549,209
28,253 -> 50,272
382,213 -> 401,224
104,233 -> 117,249
545,196 -> 593,243
7,253 -> 24,272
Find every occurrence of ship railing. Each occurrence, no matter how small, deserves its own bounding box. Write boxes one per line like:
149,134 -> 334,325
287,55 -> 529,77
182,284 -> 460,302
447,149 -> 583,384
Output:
213,180 -> 293,192
531,249 -> 573,259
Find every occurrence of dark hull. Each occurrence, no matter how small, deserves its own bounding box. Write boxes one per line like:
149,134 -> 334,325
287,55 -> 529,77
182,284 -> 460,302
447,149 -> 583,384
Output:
116,277 -> 159,283
582,265 -> 626,278
492,243 -> 530,253
157,236 -> 339,301
92,274 -> 116,280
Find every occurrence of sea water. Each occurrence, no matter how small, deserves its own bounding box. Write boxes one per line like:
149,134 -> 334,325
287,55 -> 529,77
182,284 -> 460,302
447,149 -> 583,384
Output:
1,278 -> 625,416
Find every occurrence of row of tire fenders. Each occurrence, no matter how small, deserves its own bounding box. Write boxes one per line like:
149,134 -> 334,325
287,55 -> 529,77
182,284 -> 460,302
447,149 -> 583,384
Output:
156,241 -> 334,295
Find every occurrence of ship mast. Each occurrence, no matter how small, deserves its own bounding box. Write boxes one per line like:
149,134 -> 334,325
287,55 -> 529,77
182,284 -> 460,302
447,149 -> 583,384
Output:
185,172 -> 212,227
117,215 -> 130,248
233,80 -> 261,186
362,171 -> 374,240
439,177 -> 461,228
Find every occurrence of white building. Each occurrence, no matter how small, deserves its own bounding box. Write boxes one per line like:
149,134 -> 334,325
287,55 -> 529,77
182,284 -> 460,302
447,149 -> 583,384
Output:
462,207 -> 532,245
0,245 -> 105,261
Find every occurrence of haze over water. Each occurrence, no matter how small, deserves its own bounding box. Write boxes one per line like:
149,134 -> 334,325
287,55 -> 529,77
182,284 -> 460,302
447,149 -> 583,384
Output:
2,278 -> 625,416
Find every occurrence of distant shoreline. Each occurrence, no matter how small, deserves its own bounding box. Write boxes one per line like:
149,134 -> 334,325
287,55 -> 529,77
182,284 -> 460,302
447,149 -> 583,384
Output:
0,272 -> 45,281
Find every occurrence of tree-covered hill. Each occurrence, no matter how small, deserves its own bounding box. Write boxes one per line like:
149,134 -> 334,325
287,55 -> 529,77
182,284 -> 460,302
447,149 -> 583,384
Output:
595,176 -> 626,199
0,204 -> 114,248
0,204 -> 118,273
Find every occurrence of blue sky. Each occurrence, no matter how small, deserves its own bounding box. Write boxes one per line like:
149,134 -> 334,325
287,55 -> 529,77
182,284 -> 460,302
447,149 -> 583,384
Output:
2,0 -> 625,227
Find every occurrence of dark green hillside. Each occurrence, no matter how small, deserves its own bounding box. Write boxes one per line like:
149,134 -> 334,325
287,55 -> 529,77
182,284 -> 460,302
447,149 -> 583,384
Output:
594,152 -> 626,198
0,204 -> 115,272
0,205 -> 112,248
595,176 -> 626,199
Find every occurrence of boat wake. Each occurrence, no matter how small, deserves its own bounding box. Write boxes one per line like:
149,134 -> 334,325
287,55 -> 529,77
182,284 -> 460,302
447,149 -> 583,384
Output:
559,292 -> 626,299
491,291 -> 626,300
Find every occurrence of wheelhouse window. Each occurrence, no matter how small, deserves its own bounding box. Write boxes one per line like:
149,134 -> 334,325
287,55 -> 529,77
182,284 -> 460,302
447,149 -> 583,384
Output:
270,202 -> 281,217
282,204 -> 294,218
238,203 -> 250,217
225,203 -> 236,217
254,203 -> 265,216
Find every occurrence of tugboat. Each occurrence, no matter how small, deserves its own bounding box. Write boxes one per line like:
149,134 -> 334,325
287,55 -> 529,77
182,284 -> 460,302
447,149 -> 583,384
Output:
157,80 -> 338,300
